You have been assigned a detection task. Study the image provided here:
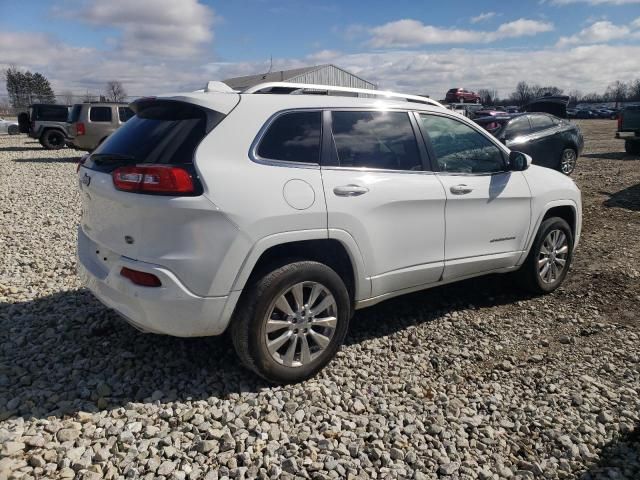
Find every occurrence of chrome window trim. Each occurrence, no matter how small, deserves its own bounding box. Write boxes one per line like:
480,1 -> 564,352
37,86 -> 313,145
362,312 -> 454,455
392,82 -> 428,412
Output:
321,165 -> 436,175
249,108 -> 323,170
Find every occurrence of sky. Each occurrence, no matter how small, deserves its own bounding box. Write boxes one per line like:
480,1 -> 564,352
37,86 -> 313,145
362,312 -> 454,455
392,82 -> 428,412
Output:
1,0 -> 639,100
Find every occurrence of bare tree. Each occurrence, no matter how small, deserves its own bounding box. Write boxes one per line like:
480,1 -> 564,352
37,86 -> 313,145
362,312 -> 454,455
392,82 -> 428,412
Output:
510,81 -> 532,106
629,79 -> 640,102
568,89 -> 582,105
104,81 -> 127,102
61,90 -> 74,105
605,81 -> 628,107
477,88 -> 498,105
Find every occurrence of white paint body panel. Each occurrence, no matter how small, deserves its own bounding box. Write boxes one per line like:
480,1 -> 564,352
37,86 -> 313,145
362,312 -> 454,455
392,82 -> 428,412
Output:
77,91 -> 582,337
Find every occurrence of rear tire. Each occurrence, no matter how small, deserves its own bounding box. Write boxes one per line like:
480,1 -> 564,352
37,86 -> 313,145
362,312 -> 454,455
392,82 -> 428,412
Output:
559,148 -> 577,175
625,139 -> 640,155
8,125 -> 19,135
41,130 -> 65,150
516,217 -> 573,295
230,261 -> 350,383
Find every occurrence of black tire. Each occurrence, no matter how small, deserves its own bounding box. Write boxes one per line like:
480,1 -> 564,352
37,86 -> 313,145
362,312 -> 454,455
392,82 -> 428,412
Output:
230,261 -> 351,383
7,125 -> 19,135
41,130 -> 65,150
516,217 -> 574,294
625,139 -> 640,155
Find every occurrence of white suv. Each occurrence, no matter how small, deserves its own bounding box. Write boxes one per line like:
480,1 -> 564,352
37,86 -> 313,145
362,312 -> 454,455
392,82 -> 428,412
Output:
77,82 -> 582,383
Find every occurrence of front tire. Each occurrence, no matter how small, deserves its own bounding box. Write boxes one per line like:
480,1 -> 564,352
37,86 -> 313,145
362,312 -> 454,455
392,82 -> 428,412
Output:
230,261 -> 351,383
8,125 -> 19,135
516,217 -> 573,294
41,130 -> 65,150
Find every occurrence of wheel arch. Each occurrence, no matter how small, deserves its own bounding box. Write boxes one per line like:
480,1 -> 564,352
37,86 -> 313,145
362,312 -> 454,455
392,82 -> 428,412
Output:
518,200 -> 579,265
231,231 -> 370,305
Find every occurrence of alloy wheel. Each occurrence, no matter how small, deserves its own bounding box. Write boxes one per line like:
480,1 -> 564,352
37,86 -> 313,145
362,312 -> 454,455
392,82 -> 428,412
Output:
263,281 -> 338,367
538,229 -> 569,284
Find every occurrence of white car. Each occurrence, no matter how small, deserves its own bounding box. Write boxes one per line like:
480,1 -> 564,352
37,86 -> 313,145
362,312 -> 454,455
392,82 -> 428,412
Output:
77,82 -> 582,383
0,117 -> 19,135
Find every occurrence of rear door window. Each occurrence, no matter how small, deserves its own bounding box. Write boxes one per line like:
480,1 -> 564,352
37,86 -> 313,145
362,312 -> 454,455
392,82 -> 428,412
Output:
257,111 -> 321,164
35,105 -> 68,122
118,107 -> 134,122
505,116 -> 531,138
87,101 -> 219,172
529,114 -> 554,131
90,107 -> 112,122
330,111 -> 422,171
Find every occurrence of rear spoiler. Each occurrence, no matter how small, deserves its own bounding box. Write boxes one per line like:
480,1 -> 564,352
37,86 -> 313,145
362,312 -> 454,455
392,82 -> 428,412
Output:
523,95 -> 569,118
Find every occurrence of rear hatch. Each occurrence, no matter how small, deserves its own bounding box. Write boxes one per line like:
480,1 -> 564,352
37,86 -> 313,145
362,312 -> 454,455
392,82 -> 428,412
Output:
78,96 -> 238,294
523,95 -> 569,118
619,106 -> 640,132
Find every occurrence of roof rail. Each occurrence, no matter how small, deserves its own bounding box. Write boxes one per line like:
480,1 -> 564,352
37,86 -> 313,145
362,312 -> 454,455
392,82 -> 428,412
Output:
243,82 -> 444,108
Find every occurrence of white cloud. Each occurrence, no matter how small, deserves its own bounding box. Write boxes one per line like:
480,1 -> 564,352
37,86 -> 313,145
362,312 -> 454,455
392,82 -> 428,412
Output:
556,19 -> 639,46
549,0 -> 640,4
74,0 -> 216,57
470,12 -> 497,24
368,18 -> 554,47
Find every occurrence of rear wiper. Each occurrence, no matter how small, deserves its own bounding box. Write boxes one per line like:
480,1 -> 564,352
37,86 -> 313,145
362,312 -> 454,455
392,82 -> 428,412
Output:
90,153 -> 137,166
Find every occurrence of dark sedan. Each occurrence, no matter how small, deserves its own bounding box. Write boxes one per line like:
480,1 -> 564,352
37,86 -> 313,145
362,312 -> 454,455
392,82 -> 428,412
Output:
474,113 -> 584,175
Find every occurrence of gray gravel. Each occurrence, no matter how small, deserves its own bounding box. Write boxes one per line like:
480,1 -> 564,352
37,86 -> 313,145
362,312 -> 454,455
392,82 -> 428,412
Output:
1,133 -> 639,479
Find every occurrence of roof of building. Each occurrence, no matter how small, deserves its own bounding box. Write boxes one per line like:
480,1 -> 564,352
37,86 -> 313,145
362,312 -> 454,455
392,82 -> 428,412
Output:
223,64 -> 372,91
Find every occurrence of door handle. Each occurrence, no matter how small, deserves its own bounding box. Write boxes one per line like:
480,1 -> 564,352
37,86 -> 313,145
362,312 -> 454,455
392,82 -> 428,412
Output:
450,184 -> 473,195
333,184 -> 369,197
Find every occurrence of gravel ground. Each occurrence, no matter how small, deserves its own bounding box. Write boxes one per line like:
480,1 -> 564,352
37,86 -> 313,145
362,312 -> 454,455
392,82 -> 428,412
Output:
1,120 -> 639,480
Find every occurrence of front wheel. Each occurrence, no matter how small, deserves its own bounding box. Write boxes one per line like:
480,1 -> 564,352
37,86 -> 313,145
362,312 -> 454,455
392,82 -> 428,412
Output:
559,148 -> 577,175
625,139 -> 640,155
230,261 -> 351,383
516,217 -> 573,294
8,125 -> 19,135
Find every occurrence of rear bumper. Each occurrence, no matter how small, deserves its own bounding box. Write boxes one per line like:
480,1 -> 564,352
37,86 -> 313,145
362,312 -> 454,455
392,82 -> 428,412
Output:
616,131 -> 640,140
77,228 -> 236,337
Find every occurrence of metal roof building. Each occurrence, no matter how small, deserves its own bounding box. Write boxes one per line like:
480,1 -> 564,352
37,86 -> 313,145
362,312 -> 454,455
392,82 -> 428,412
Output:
223,64 -> 376,92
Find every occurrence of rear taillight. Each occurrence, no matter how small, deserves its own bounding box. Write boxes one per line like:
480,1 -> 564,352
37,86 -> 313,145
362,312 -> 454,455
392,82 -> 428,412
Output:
617,113 -> 623,131
112,165 -> 195,195
120,267 -> 162,287
76,122 -> 85,136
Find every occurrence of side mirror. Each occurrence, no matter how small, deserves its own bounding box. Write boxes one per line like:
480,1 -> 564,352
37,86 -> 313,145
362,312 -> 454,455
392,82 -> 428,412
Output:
508,151 -> 532,171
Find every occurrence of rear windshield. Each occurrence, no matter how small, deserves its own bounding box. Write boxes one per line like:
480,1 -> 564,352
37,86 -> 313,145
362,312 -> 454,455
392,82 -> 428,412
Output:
68,105 -> 82,123
33,105 -> 69,122
86,101 -> 220,171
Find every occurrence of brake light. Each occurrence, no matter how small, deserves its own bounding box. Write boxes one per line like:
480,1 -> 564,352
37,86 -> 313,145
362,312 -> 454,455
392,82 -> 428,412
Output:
617,113 -> 623,131
76,122 -> 85,136
120,267 -> 161,287
112,165 -> 195,195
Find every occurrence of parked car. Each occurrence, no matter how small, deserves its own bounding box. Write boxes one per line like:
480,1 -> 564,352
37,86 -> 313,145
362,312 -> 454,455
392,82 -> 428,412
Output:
77,81 -> 582,383
18,104 -> 70,149
474,112 -> 583,175
505,106 -> 520,114
575,110 -> 595,119
67,102 -> 135,151
0,117 -> 19,135
615,105 -> 640,154
445,88 -> 481,104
